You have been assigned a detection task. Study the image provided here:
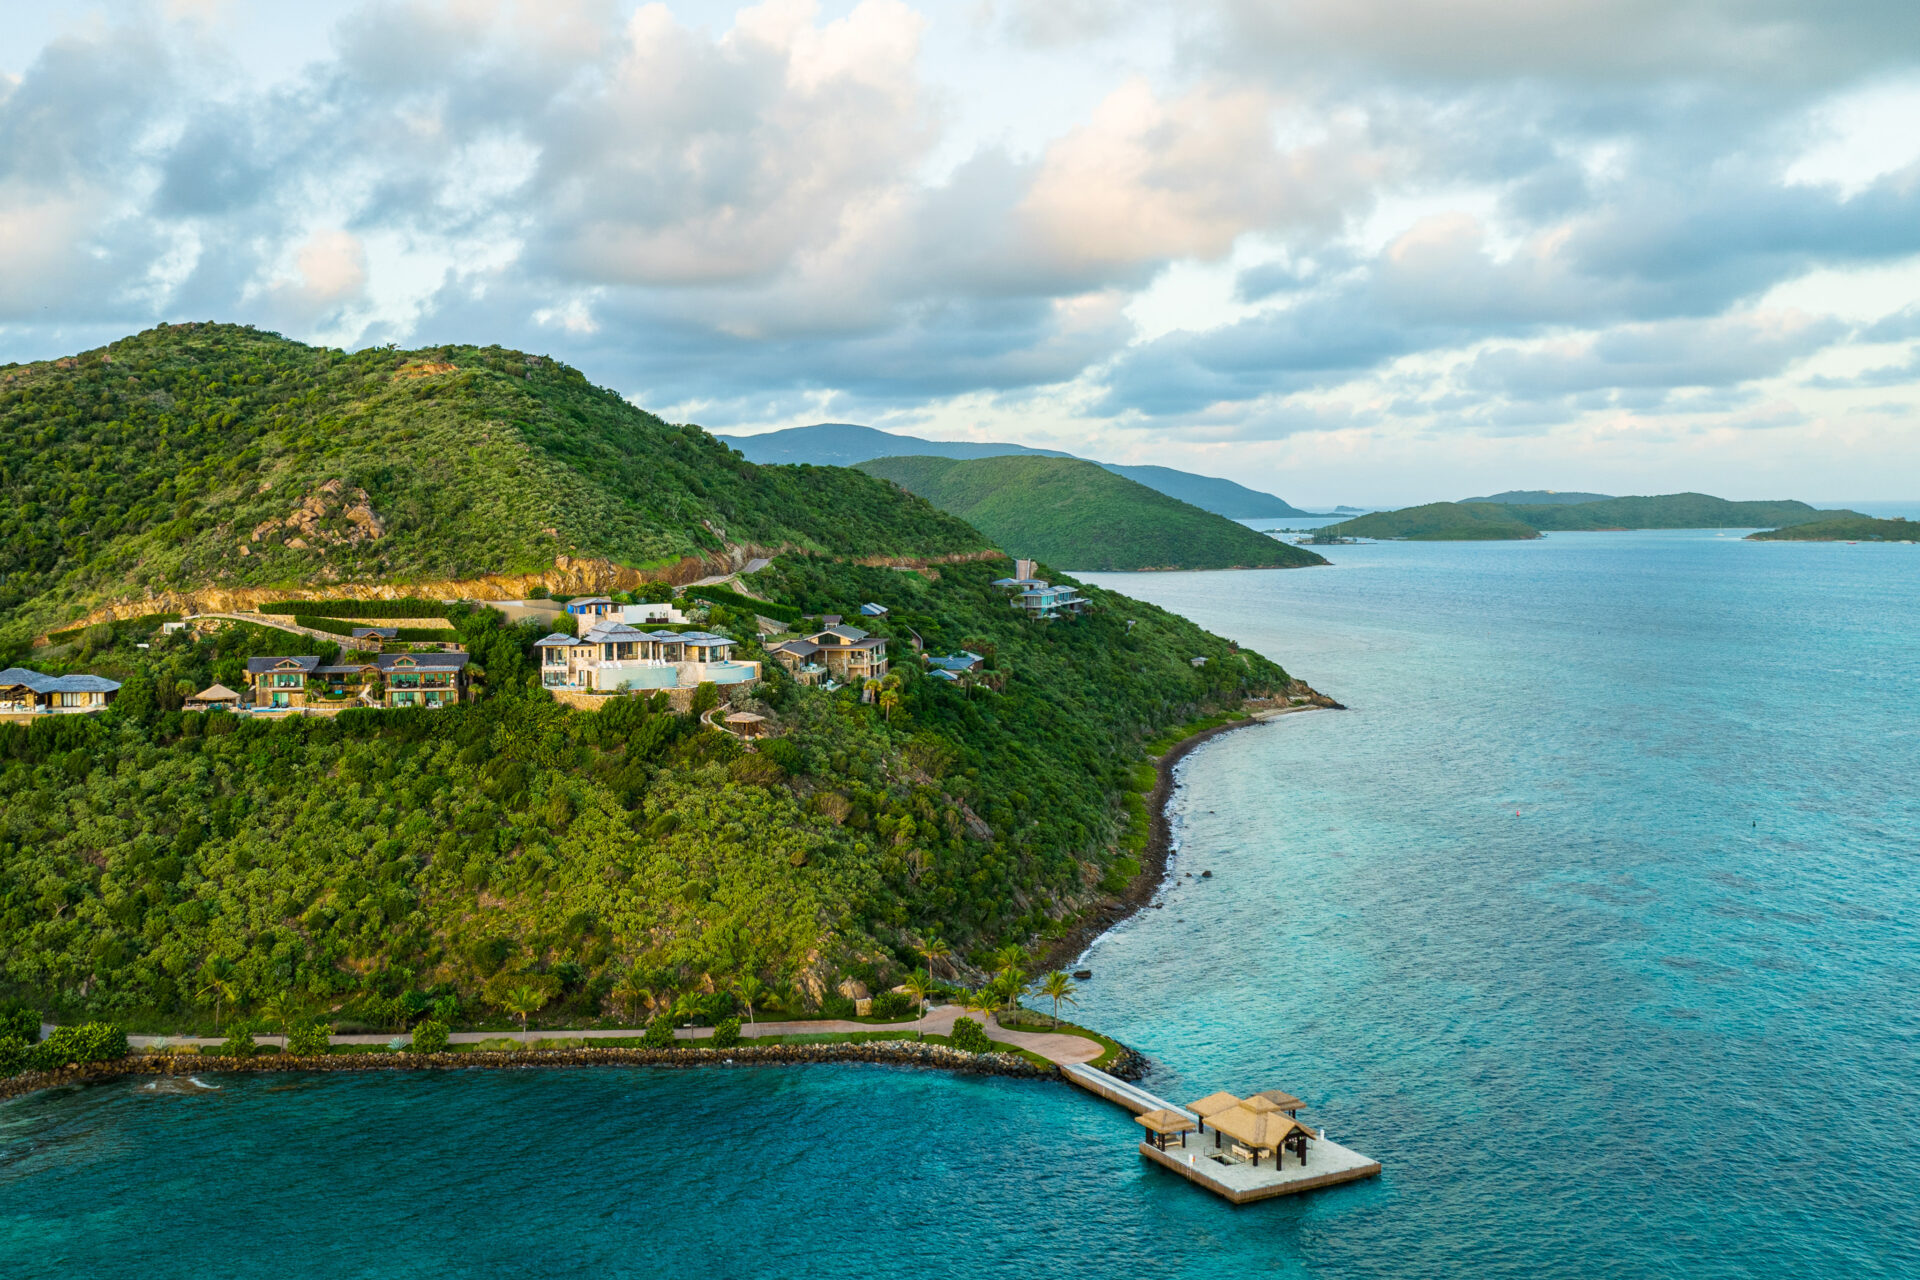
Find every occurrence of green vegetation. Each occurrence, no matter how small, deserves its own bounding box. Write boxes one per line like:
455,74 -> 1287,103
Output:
1327,492 -> 1862,540
1748,514 -> 1918,542
0,323 -> 988,645
949,1017 -> 992,1053
684,585 -> 800,624
0,1021 -> 128,1076
411,1019 -> 450,1053
1459,490 -> 1613,505
261,598 -> 458,619
1324,502 -> 1543,541
855,455 -> 1327,572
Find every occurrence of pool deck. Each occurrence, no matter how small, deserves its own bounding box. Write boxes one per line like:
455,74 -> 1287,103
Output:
1061,1062 -> 1381,1205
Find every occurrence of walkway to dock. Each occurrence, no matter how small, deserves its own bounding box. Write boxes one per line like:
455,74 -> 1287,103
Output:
120,1005 -> 1106,1066
1060,1063 -> 1382,1205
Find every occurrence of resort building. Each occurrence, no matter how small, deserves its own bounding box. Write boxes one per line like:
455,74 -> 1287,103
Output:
535,622 -> 758,692
0,668 -> 122,715
249,652 -> 471,709
860,602 -> 888,617
768,624 -> 887,685
926,651 -> 984,674
563,596 -> 622,625
246,656 -> 320,709
1013,582 -> 1089,618
765,637 -> 827,686
350,626 -> 398,641
183,684 -> 242,712
622,601 -> 690,627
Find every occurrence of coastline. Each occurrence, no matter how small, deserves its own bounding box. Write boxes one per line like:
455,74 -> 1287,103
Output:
0,1040 -> 1052,1103
1042,683 -> 1345,976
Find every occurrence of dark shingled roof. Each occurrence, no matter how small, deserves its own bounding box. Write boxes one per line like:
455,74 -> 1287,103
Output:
377,652 -> 470,673
245,656 -> 321,674
0,667 -> 122,693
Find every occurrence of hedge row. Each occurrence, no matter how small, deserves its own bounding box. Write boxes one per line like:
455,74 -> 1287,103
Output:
0,1022 -> 128,1077
46,613 -> 182,645
686,586 -> 800,624
293,617 -> 453,643
262,598 -> 457,619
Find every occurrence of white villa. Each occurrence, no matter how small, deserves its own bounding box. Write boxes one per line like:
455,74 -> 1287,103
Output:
536,621 -> 760,692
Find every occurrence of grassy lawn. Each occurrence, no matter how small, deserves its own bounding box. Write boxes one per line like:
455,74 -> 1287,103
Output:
999,1011 -> 1126,1071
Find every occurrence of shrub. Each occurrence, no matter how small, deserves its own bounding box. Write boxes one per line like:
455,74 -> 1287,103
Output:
0,1035 -> 28,1076
710,1018 -> 741,1049
286,1020 -> 332,1057
0,1006 -> 40,1043
642,1016 -> 677,1049
27,1022 -> 129,1071
822,996 -> 858,1020
950,1017 -> 992,1054
869,991 -> 913,1020
221,1024 -> 258,1058
411,1019 -> 450,1054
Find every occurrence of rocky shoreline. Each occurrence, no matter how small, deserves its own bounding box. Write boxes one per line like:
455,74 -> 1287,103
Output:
0,1040 -> 1053,1102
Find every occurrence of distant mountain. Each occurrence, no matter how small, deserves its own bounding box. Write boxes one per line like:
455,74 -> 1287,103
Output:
1327,493 -> 1863,541
1461,490 -> 1614,505
718,423 -> 1318,518
856,455 -> 1328,572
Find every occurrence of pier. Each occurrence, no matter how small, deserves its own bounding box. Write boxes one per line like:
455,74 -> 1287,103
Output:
1061,1063 -> 1381,1205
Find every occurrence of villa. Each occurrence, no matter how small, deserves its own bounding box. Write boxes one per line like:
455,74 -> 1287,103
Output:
1012,582 -> 1089,618
927,651 -> 984,673
247,652 -> 471,709
536,621 -> 758,692
0,667 -> 122,715
563,596 -> 622,625
768,623 -> 887,685
622,601 -> 690,627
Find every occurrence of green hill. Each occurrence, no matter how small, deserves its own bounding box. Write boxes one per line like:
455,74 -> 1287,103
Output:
0,325 -> 1307,1037
1460,489 -> 1613,505
855,455 -> 1327,571
1323,502 -> 1543,541
1327,493 -> 1861,540
0,324 -> 987,643
1749,515 -> 1919,542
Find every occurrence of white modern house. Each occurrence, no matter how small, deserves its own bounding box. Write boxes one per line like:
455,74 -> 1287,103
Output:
536,622 -> 759,692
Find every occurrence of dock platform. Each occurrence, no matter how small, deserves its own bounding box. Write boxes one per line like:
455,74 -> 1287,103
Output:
1061,1063 -> 1381,1204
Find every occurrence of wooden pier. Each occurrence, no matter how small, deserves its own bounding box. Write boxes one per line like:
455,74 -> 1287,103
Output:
1061,1063 -> 1381,1205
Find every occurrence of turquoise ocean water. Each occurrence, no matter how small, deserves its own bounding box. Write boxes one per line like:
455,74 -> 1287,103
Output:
4,531 -> 1917,1278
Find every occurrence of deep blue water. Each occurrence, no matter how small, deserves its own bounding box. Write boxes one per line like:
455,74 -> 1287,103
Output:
5,531 -> 1918,1278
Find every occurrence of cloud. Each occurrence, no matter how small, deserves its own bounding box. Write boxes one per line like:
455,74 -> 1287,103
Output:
1463,312 -> 1847,399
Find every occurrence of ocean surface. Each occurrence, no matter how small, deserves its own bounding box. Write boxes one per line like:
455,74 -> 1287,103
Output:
4,530 -> 1918,1278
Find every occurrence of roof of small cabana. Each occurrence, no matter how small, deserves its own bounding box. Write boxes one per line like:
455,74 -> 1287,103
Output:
1134,1108 -> 1198,1135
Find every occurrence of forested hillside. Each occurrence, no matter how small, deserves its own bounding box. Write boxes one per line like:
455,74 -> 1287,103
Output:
1326,493 -> 1860,540
0,559 -> 1289,1032
0,324 -> 1303,1035
0,324 -> 987,644
856,455 -> 1326,571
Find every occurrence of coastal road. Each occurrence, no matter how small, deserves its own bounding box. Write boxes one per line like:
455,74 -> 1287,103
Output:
121,1006 -> 1105,1066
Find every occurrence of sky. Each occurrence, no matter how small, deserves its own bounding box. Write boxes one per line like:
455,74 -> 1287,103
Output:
3,1 -> 1919,506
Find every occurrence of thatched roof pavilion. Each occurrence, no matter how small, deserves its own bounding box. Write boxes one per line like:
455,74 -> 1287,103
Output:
1249,1089 -> 1306,1114
1206,1105 -> 1316,1168
1134,1108 -> 1198,1151
185,683 -> 241,711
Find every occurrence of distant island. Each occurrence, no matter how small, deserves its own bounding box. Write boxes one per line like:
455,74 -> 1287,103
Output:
1748,515 -> 1917,542
855,455 -> 1328,572
1323,493 -> 1863,541
721,422 -> 1323,520
1458,489 -> 1615,505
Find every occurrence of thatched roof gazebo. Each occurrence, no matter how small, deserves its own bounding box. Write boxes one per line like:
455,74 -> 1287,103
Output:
1134,1108 -> 1198,1152
723,711 -> 768,738
1186,1091 -> 1242,1135
1249,1089 -> 1306,1115
1206,1105 -> 1316,1169
185,683 -> 242,712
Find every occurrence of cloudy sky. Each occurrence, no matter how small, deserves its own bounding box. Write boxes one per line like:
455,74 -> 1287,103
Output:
4,1 -> 1919,505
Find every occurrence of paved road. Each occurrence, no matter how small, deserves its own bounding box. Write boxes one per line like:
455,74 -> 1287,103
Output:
121,1005 -> 1105,1066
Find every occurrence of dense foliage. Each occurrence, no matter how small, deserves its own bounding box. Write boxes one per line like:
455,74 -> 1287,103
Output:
855,455 -> 1327,572
0,323 -> 987,643
0,559 -> 1286,1032
1329,493 -> 1862,540
1747,514 -> 1916,541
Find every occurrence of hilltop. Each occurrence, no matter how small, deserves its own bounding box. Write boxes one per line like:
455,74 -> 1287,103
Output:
0,325 -> 1309,1037
1460,490 -> 1614,505
0,326 -> 988,644
721,422 -> 1318,519
1749,514 -> 1918,542
1325,493 -> 1860,540
856,455 -> 1328,571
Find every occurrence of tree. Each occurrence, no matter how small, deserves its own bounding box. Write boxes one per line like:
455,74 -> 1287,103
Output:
732,974 -> 765,1033
196,973 -> 238,1033
963,985 -> 999,1027
611,970 -> 652,1025
900,970 -> 932,1039
919,938 -> 952,983
878,674 -> 903,722
991,944 -> 1027,1012
1037,970 -> 1078,1028
501,984 -> 546,1033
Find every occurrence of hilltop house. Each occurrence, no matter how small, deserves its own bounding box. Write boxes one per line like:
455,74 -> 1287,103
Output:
564,596 -> 622,625
249,652 -> 470,709
535,622 -> 758,692
350,626 -> 398,641
860,602 -> 888,617
768,624 -> 888,685
0,668 -> 121,715
246,656 -> 320,709
926,651 -> 984,673
1005,580 -> 1088,618
622,601 -> 691,627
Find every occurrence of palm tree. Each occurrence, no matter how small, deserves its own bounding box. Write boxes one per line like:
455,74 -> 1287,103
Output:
611,971 -> 652,1026
197,975 -> 238,1033
962,985 -> 999,1028
732,974 -> 766,1034
901,970 -> 933,1038
919,938 -> 952,984
259,992 -> 300,1049
861,677 -> 881,706
502,984 -> 545,1033
878,674 -> 903,721
1037,970 -> 1079,1028
991,944 -> 1027,1012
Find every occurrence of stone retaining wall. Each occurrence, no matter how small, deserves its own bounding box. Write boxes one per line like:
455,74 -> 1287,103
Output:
0,1041 -> 1053,1100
